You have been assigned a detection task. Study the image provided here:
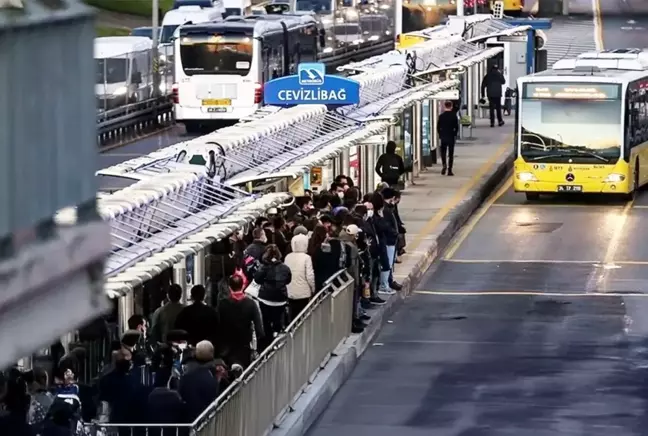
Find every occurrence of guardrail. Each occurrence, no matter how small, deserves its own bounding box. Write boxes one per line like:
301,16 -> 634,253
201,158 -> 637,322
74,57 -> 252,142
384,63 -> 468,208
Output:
83,269 -> 355,436
97,96 -> 174,147
321,39 -> 395,72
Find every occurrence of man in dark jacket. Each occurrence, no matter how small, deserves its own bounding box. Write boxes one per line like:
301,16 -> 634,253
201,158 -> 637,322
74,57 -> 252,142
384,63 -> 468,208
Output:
178,341 -> 221,421
151,284 -> 185,343
174,285 -> 220,349
218,275 -> 264,369
254,245 -> 292,350
437,100 -> 459,176
481,64 -> 506,127
375,141 -> 405,186
97,349 -> 147,428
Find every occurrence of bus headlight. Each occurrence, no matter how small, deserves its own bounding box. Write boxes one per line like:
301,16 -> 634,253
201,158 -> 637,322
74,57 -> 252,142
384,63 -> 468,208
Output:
516,172 -> 537,182
605,173 -> 626,182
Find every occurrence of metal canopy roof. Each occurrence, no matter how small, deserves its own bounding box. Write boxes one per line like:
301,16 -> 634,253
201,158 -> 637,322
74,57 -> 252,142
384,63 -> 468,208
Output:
60,161 -> 258,279
103,192 -> 291,297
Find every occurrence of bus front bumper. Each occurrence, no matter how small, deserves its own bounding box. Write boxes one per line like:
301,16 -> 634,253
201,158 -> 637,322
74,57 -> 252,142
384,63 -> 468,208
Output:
174,104 -> 259,122
514,179 -> 631,194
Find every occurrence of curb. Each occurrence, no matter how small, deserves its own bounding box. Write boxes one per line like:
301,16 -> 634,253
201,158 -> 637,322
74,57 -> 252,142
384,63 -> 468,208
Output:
269,152 -> 514,436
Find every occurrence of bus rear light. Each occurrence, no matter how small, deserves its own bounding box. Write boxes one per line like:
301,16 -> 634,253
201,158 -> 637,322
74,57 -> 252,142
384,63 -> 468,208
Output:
254,83 -> 263,104
172,84 -> 179,104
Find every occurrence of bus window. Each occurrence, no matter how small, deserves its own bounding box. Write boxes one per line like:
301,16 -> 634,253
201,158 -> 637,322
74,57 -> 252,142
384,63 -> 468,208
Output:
180,35 -> 253,76
161,25 -> 180,44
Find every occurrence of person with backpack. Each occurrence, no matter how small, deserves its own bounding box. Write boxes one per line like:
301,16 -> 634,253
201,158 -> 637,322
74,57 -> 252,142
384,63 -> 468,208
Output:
254,244 -> 292,351
242,228 -> 267,282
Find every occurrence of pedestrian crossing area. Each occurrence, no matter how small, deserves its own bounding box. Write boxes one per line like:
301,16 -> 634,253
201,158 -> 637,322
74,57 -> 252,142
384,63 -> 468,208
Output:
543,18 -> 598,66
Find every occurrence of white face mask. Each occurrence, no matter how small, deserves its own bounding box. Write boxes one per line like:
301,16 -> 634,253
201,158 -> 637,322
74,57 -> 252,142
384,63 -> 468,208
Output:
366,210 -> 374,219
176,343 -> 187,351
337,192 -> 344,199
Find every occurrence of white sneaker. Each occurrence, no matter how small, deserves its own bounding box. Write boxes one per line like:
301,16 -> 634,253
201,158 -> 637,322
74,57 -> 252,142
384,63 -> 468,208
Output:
378,288 -> 396,295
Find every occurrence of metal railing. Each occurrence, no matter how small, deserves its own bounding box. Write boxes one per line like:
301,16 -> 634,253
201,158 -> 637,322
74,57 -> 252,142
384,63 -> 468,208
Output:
84,269 -> 355,436
193,269 -> 354,436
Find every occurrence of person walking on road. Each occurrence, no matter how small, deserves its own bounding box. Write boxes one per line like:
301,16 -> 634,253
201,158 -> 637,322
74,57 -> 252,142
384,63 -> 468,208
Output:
375,141 -> 405,187
437,100 -> 459,176
481,64 -> 506,128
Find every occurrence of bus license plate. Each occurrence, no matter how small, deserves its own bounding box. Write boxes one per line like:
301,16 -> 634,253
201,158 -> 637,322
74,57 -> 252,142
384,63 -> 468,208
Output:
207,107 -> 228,113
202,99 -> 231,106
557,185 -> 582,192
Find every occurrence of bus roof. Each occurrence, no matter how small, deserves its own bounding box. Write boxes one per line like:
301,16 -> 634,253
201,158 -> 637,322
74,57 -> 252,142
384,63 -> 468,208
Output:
179,14 -> 316,37
520,49 -> 648,85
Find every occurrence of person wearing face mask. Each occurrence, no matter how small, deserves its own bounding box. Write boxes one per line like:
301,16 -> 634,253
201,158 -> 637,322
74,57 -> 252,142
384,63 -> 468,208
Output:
146,344 -> 188,435
380,188 -> 404,291
353,204 -> 385,307
98,349 -> 147,428
371,192 -> 399,295
330,182 -> 345,199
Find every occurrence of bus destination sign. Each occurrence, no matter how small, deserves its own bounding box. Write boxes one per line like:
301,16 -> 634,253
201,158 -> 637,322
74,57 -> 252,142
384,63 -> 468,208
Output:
523,83 -> 620,100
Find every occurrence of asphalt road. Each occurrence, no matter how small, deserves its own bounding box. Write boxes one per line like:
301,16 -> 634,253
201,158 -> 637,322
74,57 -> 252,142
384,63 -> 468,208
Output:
600,15 -> 648,50
97,125 -> 196,170
307,183 -> 648,436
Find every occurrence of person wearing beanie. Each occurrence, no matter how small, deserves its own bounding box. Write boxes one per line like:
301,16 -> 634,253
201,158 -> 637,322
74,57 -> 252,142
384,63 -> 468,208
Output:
284,233 -> 316,320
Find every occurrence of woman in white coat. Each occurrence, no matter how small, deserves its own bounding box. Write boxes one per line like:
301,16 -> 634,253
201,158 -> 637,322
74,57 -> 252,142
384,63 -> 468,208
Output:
284,233 -> 316,320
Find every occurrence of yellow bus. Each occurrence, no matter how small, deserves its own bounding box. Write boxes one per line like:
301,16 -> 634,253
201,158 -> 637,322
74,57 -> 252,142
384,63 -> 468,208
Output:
514,49 -> 648,200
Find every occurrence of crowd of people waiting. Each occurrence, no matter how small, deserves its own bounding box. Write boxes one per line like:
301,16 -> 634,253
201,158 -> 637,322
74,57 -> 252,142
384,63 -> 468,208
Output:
0,172 -> 408,436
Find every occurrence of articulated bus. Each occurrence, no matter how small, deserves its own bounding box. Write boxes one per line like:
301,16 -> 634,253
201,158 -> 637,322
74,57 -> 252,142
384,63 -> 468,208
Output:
514,49 -> 648,200
173,14 -> 318,132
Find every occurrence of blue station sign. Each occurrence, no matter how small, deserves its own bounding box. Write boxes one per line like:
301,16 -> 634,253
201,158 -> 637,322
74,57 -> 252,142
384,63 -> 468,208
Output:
264,63 -> 361,106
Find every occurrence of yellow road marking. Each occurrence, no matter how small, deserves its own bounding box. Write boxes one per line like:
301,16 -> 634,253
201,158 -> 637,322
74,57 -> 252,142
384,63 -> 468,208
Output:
593,0 -> 604,51
443,177 -> 512,259
407,138 -> 512,254
443,258 -> 595,264
415,290 -> 648,297
491,203 -> 624,209
442,258 -> 648,265
602,199 -> 634,265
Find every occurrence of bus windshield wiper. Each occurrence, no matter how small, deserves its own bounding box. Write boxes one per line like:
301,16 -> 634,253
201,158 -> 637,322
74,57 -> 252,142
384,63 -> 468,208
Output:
559,146 -> 611,163
521,141 -> 548,151
528,154 -> 564,161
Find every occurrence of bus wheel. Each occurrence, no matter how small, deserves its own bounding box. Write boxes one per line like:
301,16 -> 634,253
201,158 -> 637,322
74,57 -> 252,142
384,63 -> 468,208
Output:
525,193 -> 540,201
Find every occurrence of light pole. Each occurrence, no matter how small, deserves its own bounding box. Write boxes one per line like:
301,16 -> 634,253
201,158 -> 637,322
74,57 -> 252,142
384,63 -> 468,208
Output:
457,0 -> 464,16
152,0 -> 160,98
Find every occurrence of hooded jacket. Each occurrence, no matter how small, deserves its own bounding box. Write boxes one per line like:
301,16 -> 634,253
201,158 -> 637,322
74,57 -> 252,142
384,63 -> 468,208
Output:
217,291 -> 264,353
255,259 -> 292,303
284,234 -> 316,300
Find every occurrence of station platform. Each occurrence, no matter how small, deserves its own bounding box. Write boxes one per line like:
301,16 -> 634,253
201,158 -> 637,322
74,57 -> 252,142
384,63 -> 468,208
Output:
269,116 -> 515,436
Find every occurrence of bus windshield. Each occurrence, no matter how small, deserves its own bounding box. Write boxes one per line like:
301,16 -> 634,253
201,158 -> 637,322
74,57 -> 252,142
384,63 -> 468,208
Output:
180,35 -> 253,76
519,83 -> 622,163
